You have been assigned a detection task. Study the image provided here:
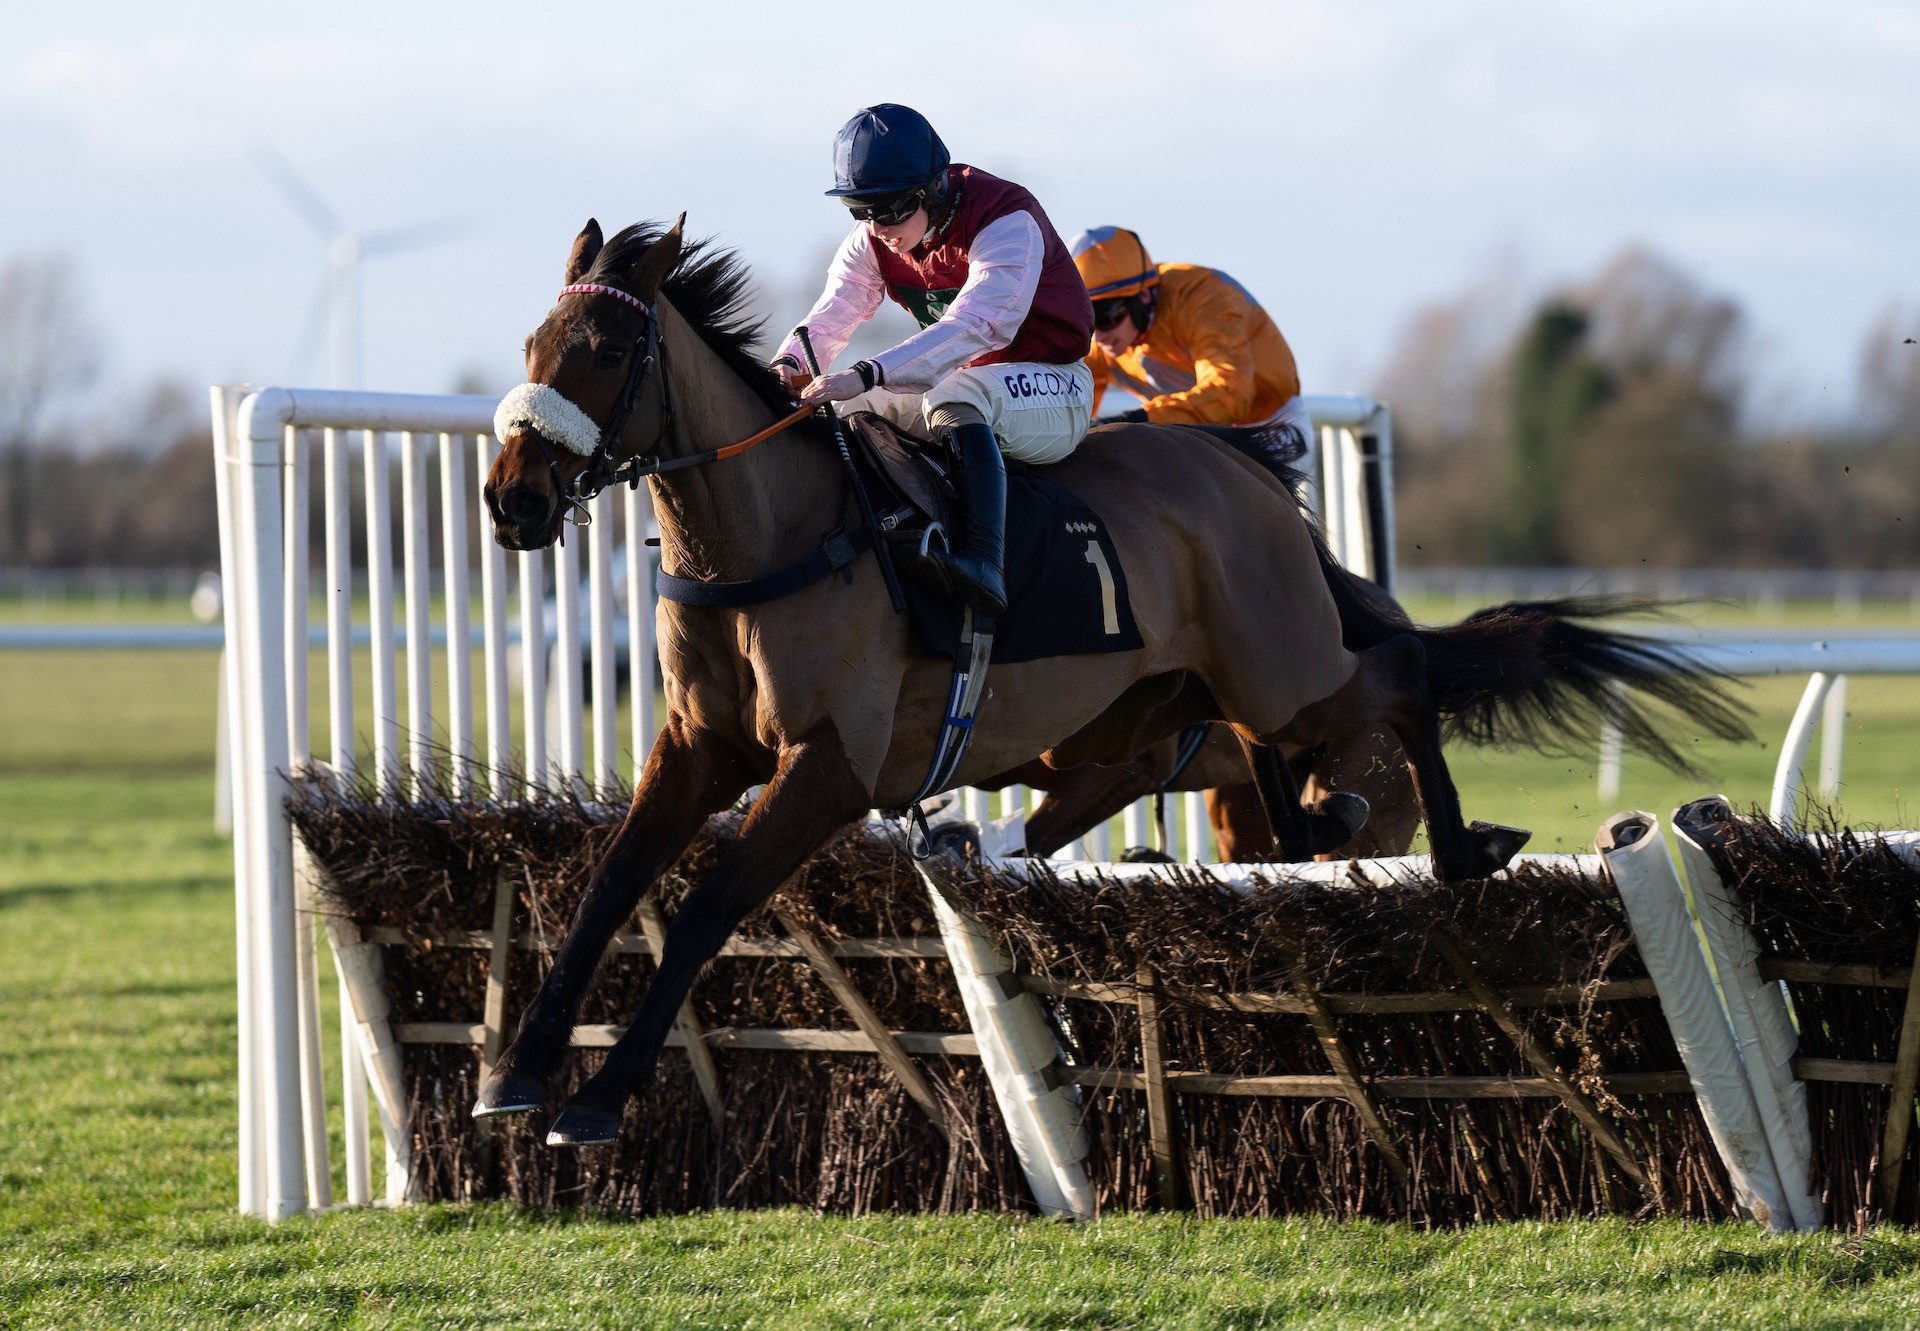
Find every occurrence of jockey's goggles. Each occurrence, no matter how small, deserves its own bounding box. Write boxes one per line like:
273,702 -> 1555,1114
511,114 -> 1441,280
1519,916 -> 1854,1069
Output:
845,191 -> 924,227
1093,298 -> 1135,332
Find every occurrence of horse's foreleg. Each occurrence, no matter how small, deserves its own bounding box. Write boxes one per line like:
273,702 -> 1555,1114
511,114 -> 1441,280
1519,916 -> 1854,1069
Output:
473,717 -> 751,1118
1234,734 -> 1360,860
546,724 -> 869,1146
1023,757 -> 1159,858
1279,635 -> 1528,882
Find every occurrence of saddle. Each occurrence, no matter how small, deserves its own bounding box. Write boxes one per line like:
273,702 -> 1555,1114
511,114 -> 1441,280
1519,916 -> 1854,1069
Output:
839,412 -> 1143,666
841,411 -> 962,541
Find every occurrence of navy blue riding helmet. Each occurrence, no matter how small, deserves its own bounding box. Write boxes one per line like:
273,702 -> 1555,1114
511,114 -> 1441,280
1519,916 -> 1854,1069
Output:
825,103 -> 951,200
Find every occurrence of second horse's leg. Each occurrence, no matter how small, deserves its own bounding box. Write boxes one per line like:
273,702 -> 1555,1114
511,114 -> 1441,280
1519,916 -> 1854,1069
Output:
1235,734 -> 1368,860
546,724 -> 871,1146
1023,756 -> 1161,857
473,716 -> 751,1117
1280,635 -> 1528,882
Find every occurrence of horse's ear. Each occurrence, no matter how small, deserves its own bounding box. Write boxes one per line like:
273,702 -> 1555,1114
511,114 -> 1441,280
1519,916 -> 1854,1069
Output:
630,212 -> 686,300
564,219 -> 604,285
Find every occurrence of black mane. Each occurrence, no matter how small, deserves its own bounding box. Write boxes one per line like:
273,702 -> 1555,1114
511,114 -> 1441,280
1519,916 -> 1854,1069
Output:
586,222 -> 827,441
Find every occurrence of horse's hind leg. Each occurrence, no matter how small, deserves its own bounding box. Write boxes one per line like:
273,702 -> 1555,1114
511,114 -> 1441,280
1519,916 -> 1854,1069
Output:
546,723 -> 870,1146
1212,731 -> 1416,862
1305,727 -> 1421,860
1279,635 -> 1529,882
1023,756 -> 1161,858
1207,782 -> 1275,862
1234,734 -> 1368,860
473,717 -> 751,1118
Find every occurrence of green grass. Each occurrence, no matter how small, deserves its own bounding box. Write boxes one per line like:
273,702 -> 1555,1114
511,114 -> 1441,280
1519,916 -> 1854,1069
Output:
7,603 -> 1920,1326
12,1210 -> 1920,1328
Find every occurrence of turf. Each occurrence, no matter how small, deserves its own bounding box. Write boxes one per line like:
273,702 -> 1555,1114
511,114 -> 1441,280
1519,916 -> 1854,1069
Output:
6,606 -> 1920,1326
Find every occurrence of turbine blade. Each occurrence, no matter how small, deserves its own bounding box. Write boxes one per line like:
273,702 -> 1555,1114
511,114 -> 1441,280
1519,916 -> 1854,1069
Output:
360,216 -> 473,257
251,144 -> 345,239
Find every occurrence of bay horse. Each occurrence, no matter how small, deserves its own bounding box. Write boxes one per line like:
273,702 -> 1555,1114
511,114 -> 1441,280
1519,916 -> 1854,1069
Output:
477,217 -> 1748,1145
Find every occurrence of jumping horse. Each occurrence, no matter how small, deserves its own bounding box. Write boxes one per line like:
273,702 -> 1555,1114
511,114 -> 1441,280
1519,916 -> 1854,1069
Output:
476,218 -> 1748,1145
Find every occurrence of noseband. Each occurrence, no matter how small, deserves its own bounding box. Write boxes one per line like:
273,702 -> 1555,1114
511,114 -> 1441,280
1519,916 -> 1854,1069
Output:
528,282 -> 677,526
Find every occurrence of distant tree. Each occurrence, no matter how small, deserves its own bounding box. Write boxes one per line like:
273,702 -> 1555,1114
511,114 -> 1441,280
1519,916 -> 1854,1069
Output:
1549,249 -> 1747,567
1558,369 -> 1734,566
1860,303 -> 1920,438
0,257 -> 102,562
1578,247 -> 1745,403
1494,302 -> 1614,563
1379,244 -> 1766,569
1374,258 -> 1527,564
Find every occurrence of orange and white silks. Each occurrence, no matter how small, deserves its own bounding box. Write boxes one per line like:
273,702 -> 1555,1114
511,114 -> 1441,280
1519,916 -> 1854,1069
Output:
1086,264 -> 1303,428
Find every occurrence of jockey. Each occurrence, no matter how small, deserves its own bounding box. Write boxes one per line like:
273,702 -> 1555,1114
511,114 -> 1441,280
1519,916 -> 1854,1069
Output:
1070,226 -> 1312,472
772,104 -> 1096,617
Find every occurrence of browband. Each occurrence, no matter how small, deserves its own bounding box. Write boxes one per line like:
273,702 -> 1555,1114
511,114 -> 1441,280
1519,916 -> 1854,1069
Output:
558,283 -> 651,314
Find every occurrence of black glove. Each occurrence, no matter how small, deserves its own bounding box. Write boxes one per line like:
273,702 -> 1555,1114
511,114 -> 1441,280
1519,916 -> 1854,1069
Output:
1094,408 -> 1148,426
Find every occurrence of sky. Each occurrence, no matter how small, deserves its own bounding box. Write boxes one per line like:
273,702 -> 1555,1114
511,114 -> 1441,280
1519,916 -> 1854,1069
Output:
6,1 -> 1916,432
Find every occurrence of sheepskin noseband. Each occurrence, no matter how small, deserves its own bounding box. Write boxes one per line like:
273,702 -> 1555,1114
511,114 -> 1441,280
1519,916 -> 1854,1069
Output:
493,383 -> 603,458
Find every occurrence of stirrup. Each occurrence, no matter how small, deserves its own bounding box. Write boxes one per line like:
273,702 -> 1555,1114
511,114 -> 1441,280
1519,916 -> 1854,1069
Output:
917,523 -> 948,558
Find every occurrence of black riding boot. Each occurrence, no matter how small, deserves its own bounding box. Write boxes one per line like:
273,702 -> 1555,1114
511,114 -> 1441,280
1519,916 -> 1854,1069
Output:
921,421 -> 1008,616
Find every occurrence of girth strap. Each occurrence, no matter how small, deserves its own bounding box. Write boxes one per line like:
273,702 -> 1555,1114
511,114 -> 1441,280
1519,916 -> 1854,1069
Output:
655,526 -> 874,608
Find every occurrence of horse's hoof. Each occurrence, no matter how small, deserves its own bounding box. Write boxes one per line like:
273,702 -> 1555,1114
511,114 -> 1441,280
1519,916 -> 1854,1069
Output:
472,1071 -> 546,1119
546,1101 -> 622,1148
1430,822 -> 1532,883
1470,820 -> 1532,868
1307,791 -> 1371,854
928,824 -> 980,861
1119,846 -> 1177,864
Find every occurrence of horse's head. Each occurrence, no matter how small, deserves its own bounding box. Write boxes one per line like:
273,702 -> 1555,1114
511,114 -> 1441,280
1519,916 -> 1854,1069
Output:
485,215 -> 685,549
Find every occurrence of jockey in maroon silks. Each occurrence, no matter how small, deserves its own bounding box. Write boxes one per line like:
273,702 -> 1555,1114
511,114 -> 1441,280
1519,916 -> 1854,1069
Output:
772,103 -> 1096,617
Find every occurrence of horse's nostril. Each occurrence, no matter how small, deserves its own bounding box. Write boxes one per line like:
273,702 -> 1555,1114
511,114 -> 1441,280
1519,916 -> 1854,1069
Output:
499,484 -> 551,529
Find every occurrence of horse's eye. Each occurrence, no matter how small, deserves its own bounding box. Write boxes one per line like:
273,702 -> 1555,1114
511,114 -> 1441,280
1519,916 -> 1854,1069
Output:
599,345 -> 627,369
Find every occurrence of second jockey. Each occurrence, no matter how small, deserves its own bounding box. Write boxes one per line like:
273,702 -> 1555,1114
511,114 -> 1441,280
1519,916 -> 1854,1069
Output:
1071,226 -> 1312,474
772,104 -> 1095,617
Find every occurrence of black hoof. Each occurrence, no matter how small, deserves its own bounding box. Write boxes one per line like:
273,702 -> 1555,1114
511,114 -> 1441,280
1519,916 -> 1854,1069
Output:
1430,823 -> 1533,884
1119,846 -> 1177,864
1470,820 -> 1532,872
472,1071 -> 546,1119
546,1101 -> 622,1147
1306,791 -> 1371,855
928,824 -> 980,861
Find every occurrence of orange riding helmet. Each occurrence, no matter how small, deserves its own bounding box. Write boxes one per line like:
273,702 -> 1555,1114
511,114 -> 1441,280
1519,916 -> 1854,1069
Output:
1070,227 -> 1161,301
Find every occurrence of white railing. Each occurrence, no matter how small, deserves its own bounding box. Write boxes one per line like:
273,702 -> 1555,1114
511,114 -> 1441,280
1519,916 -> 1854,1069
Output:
1297,393 -> 1396,592
212,382 -> 1395,1220
1591,634 -> 1920,820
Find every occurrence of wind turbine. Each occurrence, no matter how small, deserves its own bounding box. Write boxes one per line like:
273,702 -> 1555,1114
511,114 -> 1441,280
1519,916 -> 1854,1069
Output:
253,146 -> 468,389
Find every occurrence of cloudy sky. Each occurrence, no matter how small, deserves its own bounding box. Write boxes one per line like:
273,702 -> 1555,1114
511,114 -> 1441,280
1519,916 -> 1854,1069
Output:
7,1 -> 1914,429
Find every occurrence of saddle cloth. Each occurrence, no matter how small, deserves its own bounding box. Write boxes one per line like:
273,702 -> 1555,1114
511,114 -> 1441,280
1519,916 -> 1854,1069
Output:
845,413 -> 1145,665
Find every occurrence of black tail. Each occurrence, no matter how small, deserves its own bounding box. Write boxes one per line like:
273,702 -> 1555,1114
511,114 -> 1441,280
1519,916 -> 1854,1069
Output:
1305,529 -> 1753,778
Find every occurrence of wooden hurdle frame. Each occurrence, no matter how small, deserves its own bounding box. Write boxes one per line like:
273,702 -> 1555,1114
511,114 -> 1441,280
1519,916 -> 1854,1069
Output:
212,382 -> 1397,1220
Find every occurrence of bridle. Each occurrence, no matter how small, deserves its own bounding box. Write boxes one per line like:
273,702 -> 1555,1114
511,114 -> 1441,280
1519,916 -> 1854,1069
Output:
528,282 -> 813,528
529,282 -> 675,526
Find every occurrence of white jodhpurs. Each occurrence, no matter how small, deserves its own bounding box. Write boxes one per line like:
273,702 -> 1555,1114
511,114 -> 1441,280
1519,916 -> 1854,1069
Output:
840,361 -> 1095,464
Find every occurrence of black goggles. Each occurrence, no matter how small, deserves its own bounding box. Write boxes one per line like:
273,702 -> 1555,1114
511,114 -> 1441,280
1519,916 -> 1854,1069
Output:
1093,298 -> 1135,332
845,191 -> 924,227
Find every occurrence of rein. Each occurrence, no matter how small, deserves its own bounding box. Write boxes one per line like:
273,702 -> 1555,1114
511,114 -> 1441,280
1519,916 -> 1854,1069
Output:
531,286 -> 890,615
534,283 -> 812,526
